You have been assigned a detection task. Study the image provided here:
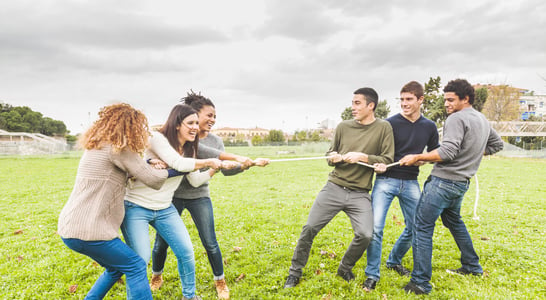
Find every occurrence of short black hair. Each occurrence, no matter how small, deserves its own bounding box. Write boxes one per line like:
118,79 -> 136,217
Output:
443,79 -> 475,104
353,87 -> 379,111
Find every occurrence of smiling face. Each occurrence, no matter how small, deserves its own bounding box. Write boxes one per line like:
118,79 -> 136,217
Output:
352,94 -> 375,123
198,105 -> 216,133
177,113 -> 199,143
444,92 -> 469,115
399,92 -> 423,121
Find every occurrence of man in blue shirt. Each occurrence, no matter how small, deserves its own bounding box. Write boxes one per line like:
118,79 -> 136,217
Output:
399,79 -> 503,294
363,81 -> 439,291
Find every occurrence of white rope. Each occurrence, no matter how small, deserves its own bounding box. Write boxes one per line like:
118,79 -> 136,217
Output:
269,156 -> 332,162
356,161 -> 375,168
270,156 -> 400,170
472,174 -> 480,220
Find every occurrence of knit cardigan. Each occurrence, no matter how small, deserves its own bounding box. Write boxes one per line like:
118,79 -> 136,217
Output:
57,145 -> 168,241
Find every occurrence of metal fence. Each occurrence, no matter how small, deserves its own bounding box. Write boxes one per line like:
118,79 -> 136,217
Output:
0,130 -> 68,155
496,141 -> 546,159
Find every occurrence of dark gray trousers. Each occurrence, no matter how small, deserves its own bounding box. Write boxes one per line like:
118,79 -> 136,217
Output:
288,181 -> 373,277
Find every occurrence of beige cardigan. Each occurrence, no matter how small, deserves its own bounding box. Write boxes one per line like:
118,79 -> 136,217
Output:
58,145 -> 168,241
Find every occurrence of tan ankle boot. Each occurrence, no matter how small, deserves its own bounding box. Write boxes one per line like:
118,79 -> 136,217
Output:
150,274 -> 163,291
215,279 -> 230,299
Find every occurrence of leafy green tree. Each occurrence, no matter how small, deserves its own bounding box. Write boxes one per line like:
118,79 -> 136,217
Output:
267,129 -> 285,143
0,102 -> 12,112
474,87 -> 488,112
251,135 -> 264,146
341,107 -> 352,120
41,117 -> 67,135
310,130 -> 321,142
295,130 -> 308,141
0,103 -> 68,135
482,85 -> 521,121
422,76 -> 447,127
17,107 -> 43,132
375,99 -> 390,119
65,134 -> 78,143
2,110 -> 27,132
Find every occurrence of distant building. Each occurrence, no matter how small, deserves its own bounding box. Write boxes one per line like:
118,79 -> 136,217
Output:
318,118 -> 337,129
319,128 -> 335,140
212,127 -> 269,140
472,83 -> 545,120
519,94 -> 546,120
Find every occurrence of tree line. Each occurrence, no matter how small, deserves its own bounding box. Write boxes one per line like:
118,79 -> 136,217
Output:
0,103 -> 68,136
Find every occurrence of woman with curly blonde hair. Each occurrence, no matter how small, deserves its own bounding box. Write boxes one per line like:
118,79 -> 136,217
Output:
58,103 -> 174,300
79,102 -> 152,153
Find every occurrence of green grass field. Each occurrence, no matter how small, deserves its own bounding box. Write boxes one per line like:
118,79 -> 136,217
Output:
1,146 -> 545,299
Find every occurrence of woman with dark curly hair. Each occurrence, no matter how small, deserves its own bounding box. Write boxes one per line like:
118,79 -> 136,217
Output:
58,103 -> 172,300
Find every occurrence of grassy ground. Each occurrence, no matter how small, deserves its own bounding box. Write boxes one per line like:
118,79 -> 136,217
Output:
1,146 -> 545,299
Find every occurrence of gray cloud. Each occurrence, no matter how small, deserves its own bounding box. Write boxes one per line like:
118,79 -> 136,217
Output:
257,1 -> 346,43
0,1 -> 227,73
1,0 -> 544,134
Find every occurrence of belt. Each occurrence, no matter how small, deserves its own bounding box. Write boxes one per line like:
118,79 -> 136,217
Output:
341,185 -> 369,193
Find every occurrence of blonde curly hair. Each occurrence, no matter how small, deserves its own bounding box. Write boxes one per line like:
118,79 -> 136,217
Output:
79,103 -> 150,154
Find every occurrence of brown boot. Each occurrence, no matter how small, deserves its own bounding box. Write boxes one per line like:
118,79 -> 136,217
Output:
150,274 -> 163,291
215,279 -> 230,299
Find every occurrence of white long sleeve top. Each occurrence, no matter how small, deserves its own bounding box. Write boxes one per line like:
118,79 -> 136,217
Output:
125,132 -> 211,210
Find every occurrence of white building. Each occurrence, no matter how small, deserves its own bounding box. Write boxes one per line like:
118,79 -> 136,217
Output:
520,95 -> 546,120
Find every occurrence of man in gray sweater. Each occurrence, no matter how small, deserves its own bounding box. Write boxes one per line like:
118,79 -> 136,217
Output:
399,79 -> 504,295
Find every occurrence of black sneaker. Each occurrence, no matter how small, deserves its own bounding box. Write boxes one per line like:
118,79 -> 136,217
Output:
387,264 -> 411,277
336,269 -> 355,282
447,267 -> 482,276
362,277 -> 377,292
403,281 -> 428,295
283,275 -> 300,288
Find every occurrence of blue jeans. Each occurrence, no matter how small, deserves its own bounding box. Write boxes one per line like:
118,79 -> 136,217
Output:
61,237 -> 152,300
365,176 -> 421,280
120,201 -> 196,299
152,196 -> 224,279
411,176 -> 482,293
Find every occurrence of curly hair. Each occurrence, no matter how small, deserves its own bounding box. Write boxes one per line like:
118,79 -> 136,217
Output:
181,90 -> 215,112
79,103 -> 150,154
443,79 -> 475,104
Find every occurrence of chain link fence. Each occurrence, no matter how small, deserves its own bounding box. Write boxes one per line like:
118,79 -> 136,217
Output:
496,141 -> 546,158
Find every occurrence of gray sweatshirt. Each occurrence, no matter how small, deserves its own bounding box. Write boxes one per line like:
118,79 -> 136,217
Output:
173,133 -> 243,199
432,107 -> 503,181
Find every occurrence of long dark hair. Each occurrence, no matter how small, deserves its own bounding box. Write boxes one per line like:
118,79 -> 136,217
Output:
159,104 -> 198,158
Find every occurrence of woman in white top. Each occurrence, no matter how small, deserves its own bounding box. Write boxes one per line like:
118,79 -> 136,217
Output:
121,104 -> 235,300
150,92 -> 269,299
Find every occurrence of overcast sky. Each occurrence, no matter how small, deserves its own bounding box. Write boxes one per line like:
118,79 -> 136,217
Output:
1,0 -> 545,134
